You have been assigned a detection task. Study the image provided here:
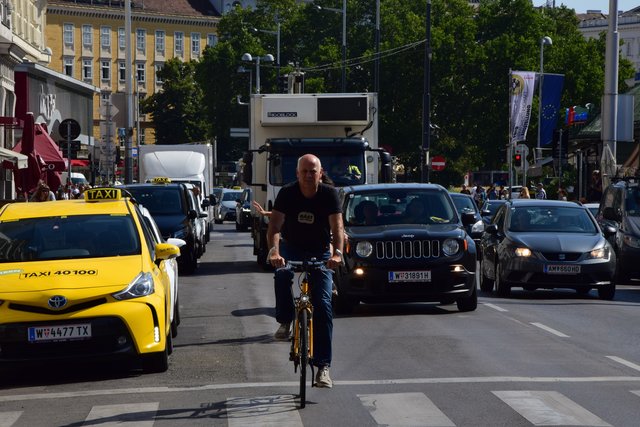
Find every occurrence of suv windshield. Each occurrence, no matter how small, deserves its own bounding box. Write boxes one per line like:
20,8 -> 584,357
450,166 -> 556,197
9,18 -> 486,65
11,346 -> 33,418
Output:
345,190 -> 456,226
126,187 -> 184,215
0,215 -> 140,262
270,153 -> 365,187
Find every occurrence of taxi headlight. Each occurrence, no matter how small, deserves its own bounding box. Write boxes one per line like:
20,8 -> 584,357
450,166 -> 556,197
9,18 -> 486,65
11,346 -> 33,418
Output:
113,272 -> 155,300
623,234 -> 640,249
355,241 -> 373,257
588,246 -> 609,260
442,239 -> 460,256
514,247 -> 532,257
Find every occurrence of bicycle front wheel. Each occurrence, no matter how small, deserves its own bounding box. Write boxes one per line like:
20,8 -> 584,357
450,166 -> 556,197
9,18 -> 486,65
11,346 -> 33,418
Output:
299,308 -> 309,408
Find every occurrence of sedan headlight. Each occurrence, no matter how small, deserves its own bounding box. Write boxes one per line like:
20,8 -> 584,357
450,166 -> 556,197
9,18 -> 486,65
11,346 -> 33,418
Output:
355,241 -> 373,257
623,234 -> 640,249
514,247 -> 532,257
587,246 -> 610,260
113,272 -> 155,300
442,239 -> 460,256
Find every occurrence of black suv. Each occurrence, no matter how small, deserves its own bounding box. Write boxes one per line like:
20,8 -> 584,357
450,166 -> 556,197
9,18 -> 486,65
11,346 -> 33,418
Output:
334,183 -> 478,314
597,177 -> 640,284
120,181 -> 203,274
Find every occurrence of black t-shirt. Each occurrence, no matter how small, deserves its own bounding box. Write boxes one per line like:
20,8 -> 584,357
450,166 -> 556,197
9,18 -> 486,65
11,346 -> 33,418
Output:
273,182 -> 341,252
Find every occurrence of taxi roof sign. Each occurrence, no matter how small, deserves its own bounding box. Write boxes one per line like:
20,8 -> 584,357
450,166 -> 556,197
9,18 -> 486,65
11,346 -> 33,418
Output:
84,188 -> 123,202
151,177 -> 172,184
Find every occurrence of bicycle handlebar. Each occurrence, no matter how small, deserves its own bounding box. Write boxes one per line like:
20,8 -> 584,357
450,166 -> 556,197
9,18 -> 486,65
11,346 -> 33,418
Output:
288,259 -> 327,272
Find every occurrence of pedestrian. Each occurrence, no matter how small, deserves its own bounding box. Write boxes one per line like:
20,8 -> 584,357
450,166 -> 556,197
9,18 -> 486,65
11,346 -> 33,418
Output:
588,170 -> 602,202
519,187 -> 531,199
30,181 -> 56,202
535,182 -> 547,199
267,154 -> 343,388
487,184 -> 498,200
474,185 -> 487,208
558,187 -> 567,201
460,184 -> 471,195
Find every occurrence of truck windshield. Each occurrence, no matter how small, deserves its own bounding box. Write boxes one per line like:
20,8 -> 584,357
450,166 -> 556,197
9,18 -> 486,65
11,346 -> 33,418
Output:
270,154 -> 365,187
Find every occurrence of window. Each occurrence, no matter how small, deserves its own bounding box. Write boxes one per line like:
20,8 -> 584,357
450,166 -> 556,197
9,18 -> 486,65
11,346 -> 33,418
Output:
155,30 -> 165,53
82,59 -> 92,80
63,23 -> 74,46
118,61 -> 126,82
118,28 -> 125,50
82,25 -> 92,47
191,32 -> 200,57
155,63 -> 164,84
136,63 -> 145,83
64,57 -> 74,76
101,61 -> 110,81
207,34 -> 218,47
101,26 -> 111,48
174,32 -> 184,55
136,29 -> 146,52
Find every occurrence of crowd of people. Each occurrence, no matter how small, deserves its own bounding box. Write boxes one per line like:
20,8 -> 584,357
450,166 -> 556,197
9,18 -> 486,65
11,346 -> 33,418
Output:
29,180 -> 92,202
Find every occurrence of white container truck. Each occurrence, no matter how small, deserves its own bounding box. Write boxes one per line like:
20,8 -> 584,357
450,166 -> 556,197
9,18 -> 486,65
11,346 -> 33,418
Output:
242,93 -> 392,266
138,143 -> 215,237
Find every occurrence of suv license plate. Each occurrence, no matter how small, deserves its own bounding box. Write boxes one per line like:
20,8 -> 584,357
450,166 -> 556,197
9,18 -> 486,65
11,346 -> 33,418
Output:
389,271 -> 431,283
28,324 -> 92,343
545,265 -> 581,274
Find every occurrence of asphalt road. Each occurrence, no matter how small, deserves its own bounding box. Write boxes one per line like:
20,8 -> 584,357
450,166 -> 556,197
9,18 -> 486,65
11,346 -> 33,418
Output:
1,223 -> 640,426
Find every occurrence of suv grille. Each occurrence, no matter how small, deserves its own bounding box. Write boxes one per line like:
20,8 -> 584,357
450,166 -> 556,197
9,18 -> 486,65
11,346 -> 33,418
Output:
376,240 -> 441,259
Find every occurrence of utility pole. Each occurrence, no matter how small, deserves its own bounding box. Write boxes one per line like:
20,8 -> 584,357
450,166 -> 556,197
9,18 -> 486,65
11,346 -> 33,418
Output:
124,0 -> 133,184
421,0 -> 432,183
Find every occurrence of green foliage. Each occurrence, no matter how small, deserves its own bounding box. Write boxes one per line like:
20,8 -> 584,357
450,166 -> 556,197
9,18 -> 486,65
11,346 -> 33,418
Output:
150,0 -> 635,181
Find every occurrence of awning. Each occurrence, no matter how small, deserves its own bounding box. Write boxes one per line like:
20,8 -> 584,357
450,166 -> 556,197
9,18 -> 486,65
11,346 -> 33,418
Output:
70,159 -> 89,167
13,123 -> 66,171
0,147 -> 28,169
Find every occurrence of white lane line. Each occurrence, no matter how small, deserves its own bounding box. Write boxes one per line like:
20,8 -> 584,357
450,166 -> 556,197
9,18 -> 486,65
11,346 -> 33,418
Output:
631,390 -> 640,398
606,355 -> 640,372
493,391 -> 611,426
84,402 -> 158,426
484,303 -> 509,312
1,376 -> 640,402
226,395 -> 302,427
530,322 -> 570,337
0,412 -> 22,427
359,392 -> 455,427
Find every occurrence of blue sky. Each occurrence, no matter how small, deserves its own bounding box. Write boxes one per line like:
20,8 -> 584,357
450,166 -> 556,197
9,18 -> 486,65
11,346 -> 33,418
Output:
533,1 -> 637,14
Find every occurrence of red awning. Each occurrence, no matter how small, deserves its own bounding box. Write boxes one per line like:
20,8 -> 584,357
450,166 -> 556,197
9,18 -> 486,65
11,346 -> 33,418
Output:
13,123 -> 66,171
71,159 -> 89,167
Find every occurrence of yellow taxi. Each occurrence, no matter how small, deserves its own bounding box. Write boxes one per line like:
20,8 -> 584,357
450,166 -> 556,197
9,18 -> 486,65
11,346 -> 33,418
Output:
0,188 -> 180,372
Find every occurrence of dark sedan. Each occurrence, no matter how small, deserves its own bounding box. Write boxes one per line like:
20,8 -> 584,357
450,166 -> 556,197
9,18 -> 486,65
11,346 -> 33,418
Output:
481,199 -> 508,226
479,199 -> 617,299
334,183 -> 478,314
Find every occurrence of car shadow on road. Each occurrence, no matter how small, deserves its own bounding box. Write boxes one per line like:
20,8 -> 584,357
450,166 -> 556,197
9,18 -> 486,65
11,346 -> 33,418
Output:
478,286 -> 640,305
336,302 -> 460,318
191,260 -> 263,276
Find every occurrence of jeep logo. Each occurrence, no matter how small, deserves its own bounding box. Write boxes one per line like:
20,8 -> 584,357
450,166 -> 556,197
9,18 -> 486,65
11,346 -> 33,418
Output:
401,234 -> 415,238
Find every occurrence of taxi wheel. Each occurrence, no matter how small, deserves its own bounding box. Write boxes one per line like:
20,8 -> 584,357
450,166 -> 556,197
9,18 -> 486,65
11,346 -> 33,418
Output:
143,332 -> 170,373
495,262 -> 510,297
171,297 -> 181,338
479,259 -> 494,292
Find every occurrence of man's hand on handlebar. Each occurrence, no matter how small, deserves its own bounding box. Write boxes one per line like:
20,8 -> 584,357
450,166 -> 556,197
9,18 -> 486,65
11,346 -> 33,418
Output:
326,254 -> 342,269
269,248 -> 286,268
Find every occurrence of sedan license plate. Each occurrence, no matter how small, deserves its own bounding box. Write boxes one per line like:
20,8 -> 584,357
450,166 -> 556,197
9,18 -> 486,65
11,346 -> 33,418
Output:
545,265 -> 581,274
27,324 -> 91,343
389,271 -> 431,283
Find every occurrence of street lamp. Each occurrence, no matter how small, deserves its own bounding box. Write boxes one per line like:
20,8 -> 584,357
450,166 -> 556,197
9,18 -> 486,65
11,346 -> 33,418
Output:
537,35 -> 552,152
252,19 -> 281,81
316,1 -> 347,92
241,53 -> 274,94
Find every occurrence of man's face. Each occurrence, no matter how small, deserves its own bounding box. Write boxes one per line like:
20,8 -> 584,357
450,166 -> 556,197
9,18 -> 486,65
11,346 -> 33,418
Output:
297,156 -> 322,188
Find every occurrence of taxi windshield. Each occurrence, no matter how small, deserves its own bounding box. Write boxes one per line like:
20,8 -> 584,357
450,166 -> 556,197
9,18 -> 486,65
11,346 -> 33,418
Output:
0,215 -> 141,262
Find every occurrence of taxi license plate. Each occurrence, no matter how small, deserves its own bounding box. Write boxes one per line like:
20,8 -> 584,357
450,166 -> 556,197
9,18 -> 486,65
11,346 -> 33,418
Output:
389,271 -> 431,283
27,324 -> 92,343
545,265 -> 581,274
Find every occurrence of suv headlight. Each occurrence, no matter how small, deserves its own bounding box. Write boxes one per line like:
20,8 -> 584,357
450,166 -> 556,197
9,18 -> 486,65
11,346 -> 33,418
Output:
442,239 -> 460,256
623,234 -> 640,249
355,241 -> 373,257
471,220 -> 484,234
113,272 -> 155,300
587,246 -> 610,260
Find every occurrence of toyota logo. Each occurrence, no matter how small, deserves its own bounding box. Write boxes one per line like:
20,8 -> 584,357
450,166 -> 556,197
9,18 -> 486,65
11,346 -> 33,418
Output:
48,295 -> 68,309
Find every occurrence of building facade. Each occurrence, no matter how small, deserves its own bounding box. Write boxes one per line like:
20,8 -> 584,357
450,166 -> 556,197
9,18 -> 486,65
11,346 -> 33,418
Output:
45,0 -> 220,180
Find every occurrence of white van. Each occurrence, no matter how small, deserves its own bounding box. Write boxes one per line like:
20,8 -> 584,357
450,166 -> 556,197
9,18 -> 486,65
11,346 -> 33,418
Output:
60,172 -> 89,185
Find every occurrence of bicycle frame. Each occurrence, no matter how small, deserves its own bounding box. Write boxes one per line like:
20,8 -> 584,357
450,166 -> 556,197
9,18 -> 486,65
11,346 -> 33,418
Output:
291,270 -> 314,367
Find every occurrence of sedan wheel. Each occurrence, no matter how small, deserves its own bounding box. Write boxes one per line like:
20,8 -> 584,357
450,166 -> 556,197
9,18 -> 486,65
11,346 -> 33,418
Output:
598,282 -> 616,300
495,262 -> 510,297
479,259 -> 494,292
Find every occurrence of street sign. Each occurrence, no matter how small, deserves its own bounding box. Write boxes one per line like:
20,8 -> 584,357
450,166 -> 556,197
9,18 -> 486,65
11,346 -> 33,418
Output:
431,155 -> 446,171
59,119 -> 81,140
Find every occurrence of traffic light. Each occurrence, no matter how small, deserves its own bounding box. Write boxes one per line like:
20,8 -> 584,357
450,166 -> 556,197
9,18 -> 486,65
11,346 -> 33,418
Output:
514,153 -> 522,167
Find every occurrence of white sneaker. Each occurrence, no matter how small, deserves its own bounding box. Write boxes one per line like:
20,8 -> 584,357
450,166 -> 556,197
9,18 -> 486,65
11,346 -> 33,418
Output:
315,366 -> 333,388
274,322 -> 291,340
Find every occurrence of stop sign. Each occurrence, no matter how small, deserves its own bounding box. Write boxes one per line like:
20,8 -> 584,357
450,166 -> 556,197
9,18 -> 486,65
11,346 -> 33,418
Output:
431,155 -> 446,171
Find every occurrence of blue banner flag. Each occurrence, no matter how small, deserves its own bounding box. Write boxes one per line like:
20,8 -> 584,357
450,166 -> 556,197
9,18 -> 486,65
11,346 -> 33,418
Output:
539,73 -> 564,146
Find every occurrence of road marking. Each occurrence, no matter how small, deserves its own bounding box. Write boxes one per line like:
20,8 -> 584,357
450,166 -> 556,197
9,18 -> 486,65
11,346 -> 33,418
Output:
493,390 -> 611,426
0,412 -> 22,427
632,390 -> 640,398
226,395 -> 302,427
84,402 -> 158,426
530,322 -> 570,337
359,392 -> 454,426
484,303 -> 508,312
606,356 -> 640,372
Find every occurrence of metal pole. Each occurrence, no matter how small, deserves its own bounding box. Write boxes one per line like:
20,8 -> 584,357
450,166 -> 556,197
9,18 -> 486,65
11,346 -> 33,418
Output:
537,39 -> 544,152
341,0 -> 346,93
255,57 -> 261,94
422,0 -> 432,183
276,20 -> 281,82
374,0 -> 380,94
67,121 -> 72,192
124,0 -> 133,184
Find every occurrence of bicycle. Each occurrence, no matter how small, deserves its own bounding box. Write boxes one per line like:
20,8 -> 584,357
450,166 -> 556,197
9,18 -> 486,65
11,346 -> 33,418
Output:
287,258 -> 326,408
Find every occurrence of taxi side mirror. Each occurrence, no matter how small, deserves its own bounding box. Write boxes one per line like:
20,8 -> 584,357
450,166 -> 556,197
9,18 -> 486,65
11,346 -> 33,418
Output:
155,243 -> 181,260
